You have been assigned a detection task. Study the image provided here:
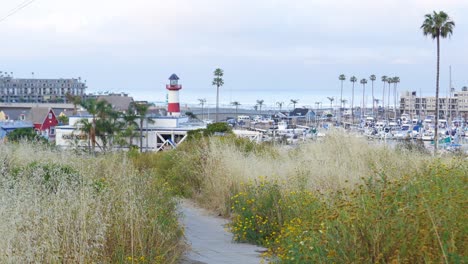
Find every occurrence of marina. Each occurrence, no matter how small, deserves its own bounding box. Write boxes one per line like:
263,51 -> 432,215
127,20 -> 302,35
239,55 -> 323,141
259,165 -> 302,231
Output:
226,110 -> 468,154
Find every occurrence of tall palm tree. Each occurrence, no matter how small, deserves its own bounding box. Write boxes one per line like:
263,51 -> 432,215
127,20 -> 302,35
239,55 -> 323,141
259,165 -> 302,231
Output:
360,78 -> 368,118
231,101 -> 241,118
422,11 -> 454,154
350,76 -> 357,123
387,78 -> 393,119
276,101 -> 284,112
256,99 -> 264,115
392,77 -> 400,119
381,76 -> 388,119
290,99 -> 299,109
370,75 -> 376,117
339,74 -> 346,108
212,68 -> 224,122
198,98 -> 206,120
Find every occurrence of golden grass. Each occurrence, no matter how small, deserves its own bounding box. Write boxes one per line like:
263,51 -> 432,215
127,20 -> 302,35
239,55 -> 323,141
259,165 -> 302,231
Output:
185,133 -> 431,213
0,143 -> 184,263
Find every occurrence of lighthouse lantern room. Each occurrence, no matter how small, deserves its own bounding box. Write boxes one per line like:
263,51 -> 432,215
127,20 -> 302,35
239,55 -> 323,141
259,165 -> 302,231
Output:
166,74 -> 182,116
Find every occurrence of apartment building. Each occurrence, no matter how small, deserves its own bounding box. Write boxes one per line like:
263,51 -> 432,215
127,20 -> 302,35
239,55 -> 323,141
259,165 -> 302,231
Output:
400,89 -> 468,119
0,74 -> 86,103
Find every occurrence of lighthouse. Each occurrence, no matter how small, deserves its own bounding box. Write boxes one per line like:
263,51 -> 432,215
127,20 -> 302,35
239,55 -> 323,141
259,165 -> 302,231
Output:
166,74 -> 182,117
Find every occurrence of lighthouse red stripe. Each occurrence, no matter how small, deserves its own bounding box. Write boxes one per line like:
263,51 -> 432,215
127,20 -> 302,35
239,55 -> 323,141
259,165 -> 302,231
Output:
168,103 -> 180,112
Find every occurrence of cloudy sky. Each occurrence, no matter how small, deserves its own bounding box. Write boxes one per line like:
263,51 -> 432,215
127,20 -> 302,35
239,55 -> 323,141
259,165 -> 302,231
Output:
1,0 -> 467,108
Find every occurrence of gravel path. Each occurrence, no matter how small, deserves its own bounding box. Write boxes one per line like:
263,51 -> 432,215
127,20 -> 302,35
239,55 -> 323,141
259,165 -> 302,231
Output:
179,200 -> 266,264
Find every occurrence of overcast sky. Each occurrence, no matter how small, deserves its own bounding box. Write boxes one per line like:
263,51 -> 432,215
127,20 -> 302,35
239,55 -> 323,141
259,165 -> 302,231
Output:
1,0 -> 467,108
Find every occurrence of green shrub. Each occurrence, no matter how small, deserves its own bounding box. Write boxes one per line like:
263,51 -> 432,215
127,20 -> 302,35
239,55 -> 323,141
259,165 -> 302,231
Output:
7,128 -> 48,144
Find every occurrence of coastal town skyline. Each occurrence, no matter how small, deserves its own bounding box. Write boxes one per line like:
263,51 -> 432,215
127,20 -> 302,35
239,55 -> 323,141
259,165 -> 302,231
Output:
1,0 -> 468,107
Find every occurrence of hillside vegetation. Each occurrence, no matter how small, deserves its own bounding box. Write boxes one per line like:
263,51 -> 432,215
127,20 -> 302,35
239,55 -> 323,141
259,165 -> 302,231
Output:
136,133 -> 467,263
0,143 -> 184,263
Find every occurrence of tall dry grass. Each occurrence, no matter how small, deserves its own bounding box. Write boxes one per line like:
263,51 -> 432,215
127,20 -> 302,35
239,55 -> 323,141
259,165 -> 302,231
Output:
0,143 -> 183,263
127,132 -> 466,262
183,133 -> 431,213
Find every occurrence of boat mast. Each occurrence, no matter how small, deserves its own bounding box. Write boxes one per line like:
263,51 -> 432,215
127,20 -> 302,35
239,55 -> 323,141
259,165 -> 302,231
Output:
447,66 -> 451,125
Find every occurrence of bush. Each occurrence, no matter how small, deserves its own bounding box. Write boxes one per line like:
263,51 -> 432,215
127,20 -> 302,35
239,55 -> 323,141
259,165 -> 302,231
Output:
7,128 -> 48,144
187,122 -> 233,140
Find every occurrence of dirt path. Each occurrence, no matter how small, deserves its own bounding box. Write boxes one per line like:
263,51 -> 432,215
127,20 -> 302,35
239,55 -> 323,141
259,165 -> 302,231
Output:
179,200 -> 266,264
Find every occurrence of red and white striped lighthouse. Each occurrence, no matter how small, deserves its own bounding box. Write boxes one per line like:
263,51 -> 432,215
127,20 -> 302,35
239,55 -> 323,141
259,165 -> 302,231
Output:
166,74 -> 182,116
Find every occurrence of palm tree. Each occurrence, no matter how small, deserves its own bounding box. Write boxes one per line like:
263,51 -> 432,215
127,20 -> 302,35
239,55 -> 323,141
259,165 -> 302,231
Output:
392,77 -> 400,119
79,99 -> 118,152
80,98 -> 99,152
198,98 -> 206,120
326,96 -> 334,110
370,75 -> 376,117
276,101 -> 284,112
231,101 -> 241,118
360,78 -> 367,118
422,11 -> 454,154
66,92 -> 82,115
133,102 -> 153,153
290,99 -> 299,109
381,76 -> 387,119
76,118 -> 93,150
256,99 -> 264,115
387,78 -> 393,119
339,74 -> 346,108
95,100 -> 116,151
120,107 -> 139,148
212,68 -> 224,122
350,76 -> 357,123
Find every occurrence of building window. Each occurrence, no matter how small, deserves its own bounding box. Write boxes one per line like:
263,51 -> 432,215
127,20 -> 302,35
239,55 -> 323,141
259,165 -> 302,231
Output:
48,113 -> 52,119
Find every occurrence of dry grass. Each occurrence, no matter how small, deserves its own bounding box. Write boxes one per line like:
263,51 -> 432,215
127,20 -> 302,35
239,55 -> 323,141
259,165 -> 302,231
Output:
188,133 -> 431,213
0,143 -> 184,263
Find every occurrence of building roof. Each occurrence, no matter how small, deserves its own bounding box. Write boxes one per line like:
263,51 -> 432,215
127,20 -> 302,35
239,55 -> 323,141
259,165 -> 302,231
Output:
27,107 -> 52,124
290,108 -> 311,117
97,95 -> 134,111
169,74 -> 179,80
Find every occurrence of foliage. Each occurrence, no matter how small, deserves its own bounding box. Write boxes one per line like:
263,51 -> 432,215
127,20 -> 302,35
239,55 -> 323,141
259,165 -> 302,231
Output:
187,122 -> 233,140
57,114 -> 69,125
77,99 -> 149,152
7,128 -> 47,144
212,68 -> 224,88
185,111 -> 197,120
230,161 -> 467,263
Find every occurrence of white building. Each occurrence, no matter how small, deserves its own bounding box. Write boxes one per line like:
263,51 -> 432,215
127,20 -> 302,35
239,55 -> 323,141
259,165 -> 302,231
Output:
55,115 -> 205,151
